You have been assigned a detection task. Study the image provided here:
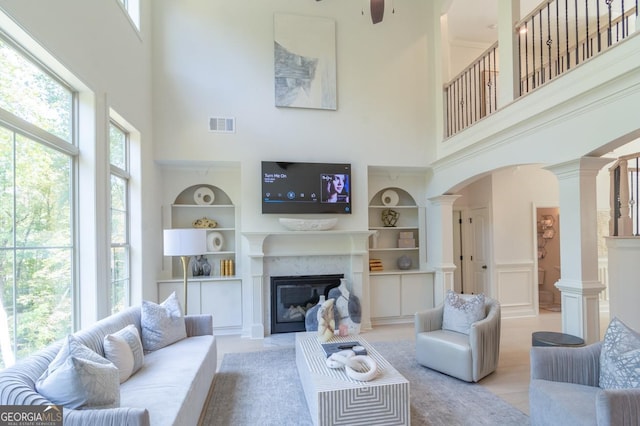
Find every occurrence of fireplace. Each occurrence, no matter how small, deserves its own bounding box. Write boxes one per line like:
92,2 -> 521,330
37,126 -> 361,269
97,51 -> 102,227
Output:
270,274 -> 343,334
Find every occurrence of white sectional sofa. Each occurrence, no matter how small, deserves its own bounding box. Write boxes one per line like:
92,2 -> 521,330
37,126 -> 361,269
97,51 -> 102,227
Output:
0,305 -> 217,426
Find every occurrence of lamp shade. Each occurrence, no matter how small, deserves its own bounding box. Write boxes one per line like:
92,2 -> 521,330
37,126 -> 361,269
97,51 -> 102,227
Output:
163,229 -> 207,256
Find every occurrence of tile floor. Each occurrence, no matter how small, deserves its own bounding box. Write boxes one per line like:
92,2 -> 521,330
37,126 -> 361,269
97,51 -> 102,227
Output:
214,308 -> 611,416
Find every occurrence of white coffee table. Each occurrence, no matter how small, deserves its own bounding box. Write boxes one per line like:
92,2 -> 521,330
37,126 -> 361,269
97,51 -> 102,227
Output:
295,332 -> 410,426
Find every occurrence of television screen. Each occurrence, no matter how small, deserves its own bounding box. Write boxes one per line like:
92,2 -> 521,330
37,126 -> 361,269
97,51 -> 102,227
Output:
262,161 -> 352,214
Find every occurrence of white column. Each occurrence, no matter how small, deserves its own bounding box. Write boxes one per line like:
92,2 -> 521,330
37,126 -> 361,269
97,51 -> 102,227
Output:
546,157 -> 610,344
350,232 -> 374,331
497,0 -> 520,108
427,194 -> 461,306
606,237 -> 640,331
242,233 -> 268,339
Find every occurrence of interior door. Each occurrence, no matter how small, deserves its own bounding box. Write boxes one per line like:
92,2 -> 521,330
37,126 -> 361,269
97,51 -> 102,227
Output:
469,207 -> 490,295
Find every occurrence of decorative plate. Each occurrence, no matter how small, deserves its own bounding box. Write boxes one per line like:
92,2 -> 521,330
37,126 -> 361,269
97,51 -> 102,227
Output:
207,231 -> 224,252
381,189 -> 399,206
194,186 -> 215,205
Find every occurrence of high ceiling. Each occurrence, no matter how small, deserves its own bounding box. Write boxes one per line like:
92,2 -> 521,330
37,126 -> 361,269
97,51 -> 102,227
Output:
446,0 -> 545,44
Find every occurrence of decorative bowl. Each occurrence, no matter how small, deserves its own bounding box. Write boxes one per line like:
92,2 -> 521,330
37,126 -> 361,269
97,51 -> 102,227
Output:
279,217 -> 338,231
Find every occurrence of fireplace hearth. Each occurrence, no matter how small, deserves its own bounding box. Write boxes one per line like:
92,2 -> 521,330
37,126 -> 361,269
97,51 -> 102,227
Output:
270,274 -> 343,334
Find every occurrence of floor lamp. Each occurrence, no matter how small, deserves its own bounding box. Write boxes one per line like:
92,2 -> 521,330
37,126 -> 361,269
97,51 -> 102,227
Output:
163,228 -> 207,314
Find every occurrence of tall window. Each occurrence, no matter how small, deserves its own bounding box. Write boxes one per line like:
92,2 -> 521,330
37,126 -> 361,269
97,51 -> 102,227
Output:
109,122 -> 130,314
0,36 -> 75,368
118,0 -> 140,31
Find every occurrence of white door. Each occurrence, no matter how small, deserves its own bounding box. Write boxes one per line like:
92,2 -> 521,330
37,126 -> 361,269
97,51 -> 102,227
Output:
468,207 -> 490,295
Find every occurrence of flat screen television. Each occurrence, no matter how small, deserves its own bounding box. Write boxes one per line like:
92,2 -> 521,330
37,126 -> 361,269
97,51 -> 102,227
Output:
262,161 -> 352,214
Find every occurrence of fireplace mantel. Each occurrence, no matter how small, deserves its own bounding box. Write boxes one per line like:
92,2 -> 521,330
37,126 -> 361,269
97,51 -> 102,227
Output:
243,230 -> 373,257
242,230 -> 374,338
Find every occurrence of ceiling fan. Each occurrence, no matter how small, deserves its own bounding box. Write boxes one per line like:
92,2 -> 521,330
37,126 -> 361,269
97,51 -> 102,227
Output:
316,0 -> 393,25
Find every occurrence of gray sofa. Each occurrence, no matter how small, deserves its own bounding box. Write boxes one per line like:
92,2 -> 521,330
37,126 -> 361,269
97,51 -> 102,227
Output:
530,342 -> 640,425
0,306 -> 217,426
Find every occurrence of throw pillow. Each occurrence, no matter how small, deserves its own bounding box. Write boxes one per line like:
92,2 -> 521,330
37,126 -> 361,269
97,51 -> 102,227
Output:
104,324 -> 144,383
36,335 -> 120,409
442,290 -> 486,335
141,291 -> 187,351
599,317 -> 640,389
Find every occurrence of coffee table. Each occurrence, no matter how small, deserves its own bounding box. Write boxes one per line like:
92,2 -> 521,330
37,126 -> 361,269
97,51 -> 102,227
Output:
295,332 -> 410,426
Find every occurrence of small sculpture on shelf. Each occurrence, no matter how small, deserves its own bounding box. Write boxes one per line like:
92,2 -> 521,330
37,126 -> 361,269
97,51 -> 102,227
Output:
192,217 -> 217,228
381,208 -> 399,227
190,255 -> 211,276
190,255 -> 202,276
200,257 -> 212,276
397,255 -> 412,270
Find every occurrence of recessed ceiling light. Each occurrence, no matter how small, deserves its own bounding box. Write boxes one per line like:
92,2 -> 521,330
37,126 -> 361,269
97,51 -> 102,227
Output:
488,24 -> 497,30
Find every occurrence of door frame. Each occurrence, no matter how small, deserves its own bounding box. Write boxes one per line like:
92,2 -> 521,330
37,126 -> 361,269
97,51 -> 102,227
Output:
458,205 -> 493,297
532,203 -> 561,313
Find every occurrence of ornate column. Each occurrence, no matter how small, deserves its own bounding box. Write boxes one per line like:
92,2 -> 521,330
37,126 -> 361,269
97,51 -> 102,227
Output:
426,194 -> 461,306
546,157 -> 610,344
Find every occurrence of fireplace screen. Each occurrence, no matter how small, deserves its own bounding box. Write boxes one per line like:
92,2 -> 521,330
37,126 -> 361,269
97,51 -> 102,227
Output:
270,274 -> 343,333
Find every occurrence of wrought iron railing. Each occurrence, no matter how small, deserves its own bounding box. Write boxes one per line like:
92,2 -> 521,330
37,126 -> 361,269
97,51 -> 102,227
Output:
517,0 -> 638,95
609,153 -> 640,236
443,43 -> 498,137
443,0 -> 638,137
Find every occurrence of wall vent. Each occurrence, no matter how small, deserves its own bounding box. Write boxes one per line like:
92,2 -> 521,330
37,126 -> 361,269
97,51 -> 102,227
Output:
209,117 -> 235,133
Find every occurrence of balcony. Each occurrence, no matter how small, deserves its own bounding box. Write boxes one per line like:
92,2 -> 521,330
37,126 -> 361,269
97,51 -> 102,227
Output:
444,0 -> 638,138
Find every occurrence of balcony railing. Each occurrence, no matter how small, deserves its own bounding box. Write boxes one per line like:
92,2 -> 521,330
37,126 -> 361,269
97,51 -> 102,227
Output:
517,0 -> 638,95
610,152 -> 640,236
444,0 -> 638,138
443,43 -> 498,137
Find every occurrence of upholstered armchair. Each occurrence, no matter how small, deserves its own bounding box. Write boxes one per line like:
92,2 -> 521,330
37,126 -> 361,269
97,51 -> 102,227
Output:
414,295 -> 501,382
529,317 -> 640,426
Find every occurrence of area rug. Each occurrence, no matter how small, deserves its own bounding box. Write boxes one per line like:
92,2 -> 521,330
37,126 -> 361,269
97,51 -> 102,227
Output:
202,340 -> 529,426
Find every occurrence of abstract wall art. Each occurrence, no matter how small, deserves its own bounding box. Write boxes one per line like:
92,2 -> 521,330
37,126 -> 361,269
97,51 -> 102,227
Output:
274,13 -> 336,110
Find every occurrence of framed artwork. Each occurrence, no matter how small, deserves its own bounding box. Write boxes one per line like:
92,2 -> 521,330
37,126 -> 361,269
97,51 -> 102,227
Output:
274,13 -> 337,110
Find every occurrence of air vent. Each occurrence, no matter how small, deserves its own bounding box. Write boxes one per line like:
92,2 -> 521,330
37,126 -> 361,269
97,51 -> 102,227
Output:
209,117 -> 235,133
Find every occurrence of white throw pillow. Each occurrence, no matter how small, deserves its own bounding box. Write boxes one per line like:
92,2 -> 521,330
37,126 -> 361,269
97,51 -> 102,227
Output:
36,335 -> 120,409
141,291 -> 187,351
104,324 -> 144,383
600,317 -> 640,389
442,290 -> 486,335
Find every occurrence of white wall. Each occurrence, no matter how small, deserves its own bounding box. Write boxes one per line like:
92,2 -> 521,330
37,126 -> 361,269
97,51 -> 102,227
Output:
151,0 -> 435,233
447,40 -> 492,79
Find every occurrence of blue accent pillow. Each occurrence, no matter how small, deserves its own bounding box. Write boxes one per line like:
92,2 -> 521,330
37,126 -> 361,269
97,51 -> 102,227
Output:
600,317 -> 640,389
141,292 -> 187,351
36,335 -> 120,409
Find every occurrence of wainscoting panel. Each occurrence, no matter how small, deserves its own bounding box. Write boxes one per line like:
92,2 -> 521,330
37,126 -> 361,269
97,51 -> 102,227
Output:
495,261 -> 536,318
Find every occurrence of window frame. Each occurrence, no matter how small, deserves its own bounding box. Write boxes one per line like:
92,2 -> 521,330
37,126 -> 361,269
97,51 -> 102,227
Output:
0,32 -> 79,366
116,0 -> 141,32
108,120 -> 131,313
